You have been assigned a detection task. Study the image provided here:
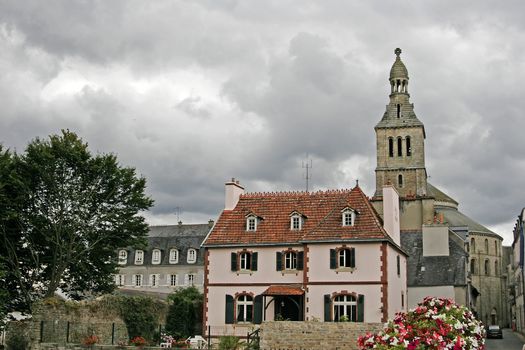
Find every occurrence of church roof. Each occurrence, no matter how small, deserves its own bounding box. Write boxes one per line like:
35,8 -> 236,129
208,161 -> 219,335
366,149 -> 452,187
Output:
435,206 -> 500,237
427,183 -> 459,206
375,112 -> 425,129
204,186 -> 392,246
390,48 -> 409,80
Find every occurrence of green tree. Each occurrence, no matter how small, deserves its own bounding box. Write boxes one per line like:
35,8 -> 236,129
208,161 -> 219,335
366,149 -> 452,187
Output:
166,287 -> 203,338
0,131 -> 153,311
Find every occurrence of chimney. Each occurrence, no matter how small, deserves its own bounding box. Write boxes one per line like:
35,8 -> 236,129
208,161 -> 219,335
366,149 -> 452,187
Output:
208,219 -> 214,228
382,184 -> 400,246
225,178 -> 244,210
178,220 -> 183,227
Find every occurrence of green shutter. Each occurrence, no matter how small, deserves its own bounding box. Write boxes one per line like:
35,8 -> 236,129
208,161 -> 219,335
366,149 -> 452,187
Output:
225,294 -> 234,324
357,294 -> 364,322
253,295 -> 263,324
350,247 -> 356,268
297,251 -> 304,270
276,252 -> 283,271
330,249 -> 336,269
231,252 -> 237,271
324,294 -> 332,322
252,252 -> 258,271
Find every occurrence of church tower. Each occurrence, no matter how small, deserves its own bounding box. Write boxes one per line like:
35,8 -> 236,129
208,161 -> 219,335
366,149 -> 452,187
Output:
375,48 -> 428,198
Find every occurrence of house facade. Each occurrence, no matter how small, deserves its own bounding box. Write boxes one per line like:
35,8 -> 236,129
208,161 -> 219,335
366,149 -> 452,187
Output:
511,208 -> 525,331
202,180 -> 407,337
116,223 -> 211,298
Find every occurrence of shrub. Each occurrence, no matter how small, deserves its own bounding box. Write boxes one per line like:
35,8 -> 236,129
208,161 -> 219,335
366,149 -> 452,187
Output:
358,297 -> 485,349
218,336 -> 242,350
5,332 -> 29,350
165,287 -> 203,338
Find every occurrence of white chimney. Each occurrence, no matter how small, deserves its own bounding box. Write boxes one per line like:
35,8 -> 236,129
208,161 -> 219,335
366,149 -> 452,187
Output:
382,185 -> 400,246
225,178 -> 244,210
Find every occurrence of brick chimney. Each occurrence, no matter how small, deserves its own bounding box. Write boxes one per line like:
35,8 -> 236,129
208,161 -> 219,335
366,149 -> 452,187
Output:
382,184 -> 400,246
225,178 -> 244,210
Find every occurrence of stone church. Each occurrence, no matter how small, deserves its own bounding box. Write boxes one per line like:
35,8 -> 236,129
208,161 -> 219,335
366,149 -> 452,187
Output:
370,48 -> 507,327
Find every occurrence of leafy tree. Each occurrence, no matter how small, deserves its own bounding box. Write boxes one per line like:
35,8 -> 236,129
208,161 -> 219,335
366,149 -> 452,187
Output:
166,287 -> 203,338
0,131 -> 153,311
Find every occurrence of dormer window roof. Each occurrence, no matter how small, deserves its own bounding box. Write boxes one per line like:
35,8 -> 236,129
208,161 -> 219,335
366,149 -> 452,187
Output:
341,207 -> 357,227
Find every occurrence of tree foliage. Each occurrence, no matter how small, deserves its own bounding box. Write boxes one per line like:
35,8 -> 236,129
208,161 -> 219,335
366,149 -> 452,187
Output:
166,287 -> 203,338
0,131 -> 153,311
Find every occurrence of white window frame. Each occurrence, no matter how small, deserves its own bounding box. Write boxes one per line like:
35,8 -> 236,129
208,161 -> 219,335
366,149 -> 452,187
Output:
239,252 -> 252,271
150,274 -> 160,287
333,294 -> 357,322
118,250 -> 128,265
342,210 -> 355,227
246,216 -> 257,231
338,248 -> 354,268
187,248 -> 197,263
134,250 -> 144,265
151,249 -> 161,265
291,215 -> 302,230
134,274 -> 143,287
285,251 -> 297,270
169,274 -> 178,287
169,249 -> 179,264
236,295 -> 254,323
115,274 -> 125,286
187,274 -> 195,286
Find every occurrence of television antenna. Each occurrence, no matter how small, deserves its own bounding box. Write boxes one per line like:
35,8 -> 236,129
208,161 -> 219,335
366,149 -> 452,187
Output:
302,154 -> 313,192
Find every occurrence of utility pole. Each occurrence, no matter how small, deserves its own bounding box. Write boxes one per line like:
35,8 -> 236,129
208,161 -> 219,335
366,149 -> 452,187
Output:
302,155 -> 312,192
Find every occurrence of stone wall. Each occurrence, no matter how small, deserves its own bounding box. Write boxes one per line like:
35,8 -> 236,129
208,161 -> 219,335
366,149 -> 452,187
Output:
259,321 -> 383,350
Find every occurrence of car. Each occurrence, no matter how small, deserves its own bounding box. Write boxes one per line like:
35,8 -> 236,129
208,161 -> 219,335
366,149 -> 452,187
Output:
486,325 -> 503,339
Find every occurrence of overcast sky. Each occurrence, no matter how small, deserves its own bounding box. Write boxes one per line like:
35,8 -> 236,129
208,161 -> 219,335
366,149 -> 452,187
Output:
0,1 -> 523,244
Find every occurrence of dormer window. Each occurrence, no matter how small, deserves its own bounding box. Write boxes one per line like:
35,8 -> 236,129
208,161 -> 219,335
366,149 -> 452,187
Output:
246,215 -> 258,232
289,211 -> 306,230
134,250 -> 144,265
169,248 -> 179,264
118,250 -> 128,265
151,249 -> 161,264
187,248 -> 197,263
341,208 -> 356,227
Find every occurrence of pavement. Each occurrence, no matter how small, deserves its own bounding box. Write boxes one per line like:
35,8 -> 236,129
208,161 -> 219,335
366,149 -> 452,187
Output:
485,328 -> 525,349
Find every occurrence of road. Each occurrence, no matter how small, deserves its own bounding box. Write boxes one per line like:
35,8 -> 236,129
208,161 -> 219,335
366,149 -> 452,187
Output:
485,328 -> 524,349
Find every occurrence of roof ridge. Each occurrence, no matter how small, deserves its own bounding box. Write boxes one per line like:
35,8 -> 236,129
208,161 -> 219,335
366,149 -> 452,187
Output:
241,188 -> 353,198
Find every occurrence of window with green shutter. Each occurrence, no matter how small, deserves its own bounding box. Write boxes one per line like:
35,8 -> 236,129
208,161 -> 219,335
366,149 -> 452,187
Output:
225,294 -> 234,324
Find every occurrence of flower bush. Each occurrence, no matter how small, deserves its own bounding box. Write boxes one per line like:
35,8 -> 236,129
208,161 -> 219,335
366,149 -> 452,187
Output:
160,333 -> 189,349
358,297 -> 485,350
82,335 -> 99,346
130,336 -> 148,347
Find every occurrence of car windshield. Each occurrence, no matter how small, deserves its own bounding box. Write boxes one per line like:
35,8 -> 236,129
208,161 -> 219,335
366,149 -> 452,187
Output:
488,325 -> 500,330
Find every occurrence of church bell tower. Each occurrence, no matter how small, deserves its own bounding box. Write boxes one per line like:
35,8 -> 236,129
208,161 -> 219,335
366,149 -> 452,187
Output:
375,48 -> 428,198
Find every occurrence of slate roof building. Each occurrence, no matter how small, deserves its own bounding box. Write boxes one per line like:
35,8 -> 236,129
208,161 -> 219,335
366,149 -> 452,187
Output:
371,48 -> 506,327
202,180 -> 407,337
115,223 -> 211,298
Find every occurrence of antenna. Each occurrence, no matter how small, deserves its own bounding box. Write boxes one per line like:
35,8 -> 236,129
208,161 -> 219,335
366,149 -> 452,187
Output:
174,206 -> 182,223
302,154 -> 313,192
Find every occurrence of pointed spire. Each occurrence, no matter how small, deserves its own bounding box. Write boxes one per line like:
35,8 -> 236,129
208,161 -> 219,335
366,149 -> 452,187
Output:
390,47 -> 409,83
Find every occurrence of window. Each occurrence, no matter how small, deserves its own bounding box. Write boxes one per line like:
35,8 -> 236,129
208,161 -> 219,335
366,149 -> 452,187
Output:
115,274 -> 125,286
134,274 -> 143,287
470,259 -> 476,274
495,241 -> 498,256
169,249 -> 179,264
396,255 -> 401,276
397,137 -> 402,157
471,238 -> 476,253
396,104 -> 401,118
169,274 -> 177,286
401,292 -> 404,308
406,136 -> 411,156
232,251 -> 258,272
285,251 -> 297,270
246,216 -> 257,231
494,260 -> 498,276
150,274 -> 159,287
236,295 -> 253,323
398,174 -> 403,188
333,294 -> 357,322
485,259 -> 490,275
118,250 -> 127,265
134,250 -> 144,265
187,248 -> 197,263
485,239 -> 489,253
332,248 -> 355,269
342,209 -> 355,227
291,215 -> 302,230
240,252 -> 252,271
152,249 -> 161,264
187,274 -> 195,286
388,138 -> 394,157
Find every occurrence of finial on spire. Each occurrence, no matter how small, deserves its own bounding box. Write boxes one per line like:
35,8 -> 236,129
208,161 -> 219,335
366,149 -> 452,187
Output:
395,48 -> 402,58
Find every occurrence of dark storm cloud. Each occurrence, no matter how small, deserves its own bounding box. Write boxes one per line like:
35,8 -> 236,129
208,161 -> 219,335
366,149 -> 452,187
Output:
0,0 -> 524,241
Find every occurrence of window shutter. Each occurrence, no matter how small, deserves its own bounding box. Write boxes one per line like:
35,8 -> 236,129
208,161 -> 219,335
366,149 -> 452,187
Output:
276,252 -> 283,271
324,294 -> 332,322
225,295 -> 235,324
231,252 -> 238,271
184,274 -> 189,286
297,251 -> 304,270
350,247 -> 356,268
253,295 -> 263,324
252,252 -> 258,271
330,249 -> 336,269
357,294 -> 365,322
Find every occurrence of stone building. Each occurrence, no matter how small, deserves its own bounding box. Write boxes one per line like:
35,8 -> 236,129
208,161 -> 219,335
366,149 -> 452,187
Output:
115,223 -> 211,298
370,49 -> 507,327
511,208 -> 525,331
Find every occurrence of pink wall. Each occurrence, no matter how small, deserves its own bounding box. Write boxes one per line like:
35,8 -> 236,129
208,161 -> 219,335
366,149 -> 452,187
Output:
386,245 -> 407,317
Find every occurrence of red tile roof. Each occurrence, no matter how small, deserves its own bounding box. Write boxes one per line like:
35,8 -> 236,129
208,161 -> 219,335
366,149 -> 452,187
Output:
204,186 -> 388,246
262,285 -> 304,296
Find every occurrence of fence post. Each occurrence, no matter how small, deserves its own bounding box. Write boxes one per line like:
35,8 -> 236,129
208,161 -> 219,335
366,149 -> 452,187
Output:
111,323 -> 115,345
66,321 -> 70,343
207,325 -> 211,349
40,320 -> 44,343
158,324 -> 162,345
